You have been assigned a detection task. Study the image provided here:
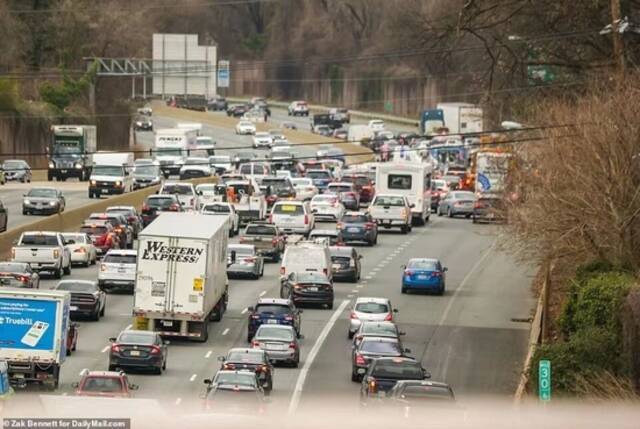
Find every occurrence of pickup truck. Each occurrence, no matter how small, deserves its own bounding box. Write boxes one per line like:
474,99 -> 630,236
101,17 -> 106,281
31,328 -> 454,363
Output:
239,222 -> 286,262
227,179 -> 267,225
11,231 -> 72,278
368,194 -> 413,234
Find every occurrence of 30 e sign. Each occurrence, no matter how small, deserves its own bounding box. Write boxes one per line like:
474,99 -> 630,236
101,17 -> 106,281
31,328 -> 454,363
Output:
538,359 -> 551,401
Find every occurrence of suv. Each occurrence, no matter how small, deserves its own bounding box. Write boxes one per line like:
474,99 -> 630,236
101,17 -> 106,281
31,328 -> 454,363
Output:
98,249 -> 137,293
240,222 -> 286,262
105,206 -> 142,239
368,194 -> 413,234
287,101 -> 309,117
338,212 -> 378,246
359,357 -> 430,401
269,201 -> 314,236
207,96 -> 228,111
246,298 -> 302,342
141,194 -> 182,226
329,246 -> 361,283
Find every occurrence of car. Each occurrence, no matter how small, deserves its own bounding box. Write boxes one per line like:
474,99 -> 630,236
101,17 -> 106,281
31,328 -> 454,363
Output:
201,202 -> 240,236
387,380 -> 456,408
54,279 -> 106,320
309,229 -> 344,246
0,199 -> 7,232
3,159 -> 32,183
132,163 -> 162,190
269,200 -> 314,236
11,231 -> 72,278
368,119 -> 385,132
79,223 -> 120,256
137,106 -> 152,116
133,115 -> 153,131
332,128 -> 348,140
61,233 -> 98,267
98,249 -> 137,293
235,120 -> 257,135
252,132 -> 273,149
401,258 -> 447,295
337,212 -> 378,246
232,151 -> 259,167
280,240 -> 333,281
329,108 -> 350,124
430,179 -> 449,212
368,194 -> 413,234
360,357 -> 431,402
22,187 -> 66,215
313,124 -> 332,137
239,222 -> 285,262
325,148 -> 346,164
179,157 -> 212,180
243,109 -> 267,123
306,169 -> 333,192
352,321 -> 404,348
108,329 -> 168,374
207,95 -> 228,111
209,155 -> 233,174
0,262 -> 40,289
290,178 -> 317,201
341,174 -> 375,205
226,244 -> 264,279
228,104 -> 250,117
268,129 -> 286,141
349,297 -> 397,338
437,191 -> 476,218
310,194 -> 345,222
105,206 -> 143,239
251,324 -> 300,367
87,212 -> 133,249
72,370 -> 138,398
159,182 -> 198,209
287,100 -> 309,116
140,194 -> 182,226
246,298 -> 302,342
352,337 -> 410,382
202,371 -> 267,414
472,195 -> 506,223
326,182 -> 359,210
218,348 -> 274,394
261,176 -> 296,205
280,271 -> 334,309
329,246 -> 361,282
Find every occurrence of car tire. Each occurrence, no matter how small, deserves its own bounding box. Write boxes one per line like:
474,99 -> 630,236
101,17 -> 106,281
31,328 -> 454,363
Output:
54,266 -> 62,279
92,309 -> 100,321
439,283 -> 445,296
351,371 -> 360,382
401,286 -> 408,294
154,365 -> 162,375
401,225 -> 408,234
108,365 -> 116,372
447,208 -> 453,218
348,331 -> 354,339
162,358 -> 167,371
23,209 -> 28,215
63,263 -> 71,276
292,358 -> 299,368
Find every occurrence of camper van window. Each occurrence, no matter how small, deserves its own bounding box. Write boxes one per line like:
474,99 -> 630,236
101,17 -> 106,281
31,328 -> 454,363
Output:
388,174 -> 412,190
93,166 -> 123,176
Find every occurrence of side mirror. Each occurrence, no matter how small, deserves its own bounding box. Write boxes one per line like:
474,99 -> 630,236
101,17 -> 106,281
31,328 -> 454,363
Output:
298,335 -> 305,340
443,267 -> 448,272
423,370 -> 431,379
393,308 -> 398,313
65,240 -> 75,245
71,382 -> 79,388
217,356 -> 225,362
129,384 -> 139,390
298,309 -> 304,314
401,265 -> 406,269
109,337 -> 116,342
230,250 -> 237,264
247,306 -> 254,313
203,379 -> 212,385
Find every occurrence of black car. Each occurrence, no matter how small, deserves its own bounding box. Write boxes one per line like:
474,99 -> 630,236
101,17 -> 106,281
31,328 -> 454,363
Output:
359,357 -> 430,403
246,298 -> 302,342
54,280 -> 106,321
0,262 -> 40,289
352,337 -> 410,382
207,96 -> 228,111
261,176 -> 296,200
133,116 -> 153,131
338,212 -> 378,246
109,330 -> 168,374
202,371 -> 267,414
141,195 -> 182,226
105,206 -> 143,239
472,196 -> 506,224
280,271 -> 334,309
329,246 -> 362,283
87,213 -> 133,249
227,104 -> 250,117
22,187 -> 66,215
218,348 -> 274,394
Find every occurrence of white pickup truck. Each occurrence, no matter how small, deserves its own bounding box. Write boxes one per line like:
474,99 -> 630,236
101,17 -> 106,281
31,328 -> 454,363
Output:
227,178 -> 267,225
11,231 -> 72,278
368,194 -> 413,234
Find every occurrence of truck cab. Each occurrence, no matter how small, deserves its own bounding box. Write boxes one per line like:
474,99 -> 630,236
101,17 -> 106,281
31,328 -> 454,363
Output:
48,125 -> 97,182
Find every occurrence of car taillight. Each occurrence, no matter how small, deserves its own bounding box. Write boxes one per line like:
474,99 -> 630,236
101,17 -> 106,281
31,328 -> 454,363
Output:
355,354 -> 366,365
190,198 -> 194,206
53,249 -> 60,259
251,314 -> 260,319
285,315 -> 294,321
350,311 -> 358,320
128,216 -> 136,222
365,223 -> 374,230
336,222 -> 343,229
368,378 -> 377,393
432,271 -> 442,277
384,313 -> 393,321
304,214 -> 309,225
251,340 -> 261,348
169,204 -> 180,211
150,346 -> 161,355
223,363 -> 235,370
280,266 -> 286,275
288,342 -> 297,350
17,275 -> 29,283
293,284 -> 302,290
111,344 -> 121,353
404,270 -> 414,276
323,268 -> 328,276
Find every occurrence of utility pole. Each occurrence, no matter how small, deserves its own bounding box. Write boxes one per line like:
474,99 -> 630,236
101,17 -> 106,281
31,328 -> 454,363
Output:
610,0 -> 626,76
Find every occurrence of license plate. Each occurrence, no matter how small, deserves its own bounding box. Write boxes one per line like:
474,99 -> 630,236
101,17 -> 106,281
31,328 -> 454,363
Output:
267,319 -> 278,324
129,350 -> 141,356
70,306 -> 79,311
347,227 -> 360,233
100,189 -> 107,194
254,237 -> 262,241
417,275 -> 427,280
267,343 -> 286,350
161,320 -> 173,327
307,287 -> 318,292
61,170 -> 67,173
332,264 -> 341,270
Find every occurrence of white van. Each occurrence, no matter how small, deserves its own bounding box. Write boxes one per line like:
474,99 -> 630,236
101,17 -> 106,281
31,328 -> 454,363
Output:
375,162 -> 432,225
89,152 -> 134,198
280,241 -> 332,281
270,201 -> 314,236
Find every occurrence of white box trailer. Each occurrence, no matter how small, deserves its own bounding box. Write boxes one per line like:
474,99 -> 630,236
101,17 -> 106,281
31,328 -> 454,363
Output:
436,102 -> 484,135
0,289 -> 70,390
375,161 -> 433,225
133,212 -> 229,342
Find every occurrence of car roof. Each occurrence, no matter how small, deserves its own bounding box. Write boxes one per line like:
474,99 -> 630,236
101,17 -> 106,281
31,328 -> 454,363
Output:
27,186 -> 57,191
104,249 -> 137,256
257,324 -> 295,331
360,336 -> 399,343
227,348 -> 265,355
408,258 -> 440,264
329,246 -> 354,256
229,244 -> 255,251
57,279 -> 96,285
257,298 -> 291,306
395,379 -> 451,389
344,211 -> 366,216
360,321 -> 397,329
355,297 -> 390,304
106,206 -> 135,211
120,329 -> 156,337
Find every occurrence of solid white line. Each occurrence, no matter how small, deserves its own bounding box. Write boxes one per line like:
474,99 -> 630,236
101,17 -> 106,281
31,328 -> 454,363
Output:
189,374 -> 197,382
101,346 -> 109,353
241,308 -> 248,314
175,398 -> 182,405
222,328 -> 230,336
347,294 -> 354,298
351,289 -> 358,293
287,299 -> 350,415
205,350 -> 213,359
259,290 -> 267,297
125,324 -> 132,330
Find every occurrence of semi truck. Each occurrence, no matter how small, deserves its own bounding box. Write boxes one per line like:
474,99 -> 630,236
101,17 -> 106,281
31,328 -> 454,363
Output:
133,213 -> 229,342
48,125 -> 97,182
436,102 -> 484,135
0,288 -> 70,390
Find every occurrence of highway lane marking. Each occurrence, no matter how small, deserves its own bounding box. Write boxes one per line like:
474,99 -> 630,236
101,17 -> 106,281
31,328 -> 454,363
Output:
101,346 -> 109,353
259,290 -> 267,297
222,328 -> 230,336
175,398 -> 182,405
357,284 -> 364,288
287,299 -> 350,415
364,275 -> 373,280
125,324 -> 132,330
241,308 -> 248,314
347,294 -> 354,298
351,289 -> 358,293
190,374 -> 197,382
205,350 -> 213,358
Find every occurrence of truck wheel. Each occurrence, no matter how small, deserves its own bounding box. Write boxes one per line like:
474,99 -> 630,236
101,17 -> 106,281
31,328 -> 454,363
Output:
47,172 -> 53,181
401,225 -> 408,234
54,266 -> 63,279
195,322 -> 209,342
100,301 -> 106,316
63,262 -> 71,275
88,192 -> 93,199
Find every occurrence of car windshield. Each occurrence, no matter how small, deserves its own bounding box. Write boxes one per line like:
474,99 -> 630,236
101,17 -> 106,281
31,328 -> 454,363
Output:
371,361 -> 423,379
197,185 -> 217,194
62,234 -> 86,243
307,171 -> 331,179
342,214 -> 368,223
291,179 -> 312,187
93,166 -> 123,176
312,195 -> 337,204
374,196 -> 404,206
255,304 -> 290,315
343,176 -> 370,187
273,204 -> 304,215
355,302 -> 389,314
203,204 -> 230,214
184,158 -> 208,166
4,161 -> 25,169
135,165 -> 160,176
0,263 -> 27,272
118,332 -> 155,345
360,340 -> 402,355
20,234 -> 58,246
296,273 -> 329,284
256,326 -> 294,341
214,372 -> 256,387
361,323 -> 397,336
255,132 -> 270,138
56,282 -> 97,292
245,225 -> 276,235
147,197 -> 175,208
81,377 -> 123,393
400,385 -> 454,400
103,254 -> 136,264
227,351 -> 264,364
27,188 -> 56,198
161,185 -> 193,195
80,225 -> 108,235
407,260 -> 439,270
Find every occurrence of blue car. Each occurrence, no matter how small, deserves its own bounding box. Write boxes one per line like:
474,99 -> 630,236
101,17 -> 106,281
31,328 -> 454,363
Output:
246,298 -> 302,342
401,258 -> 447,295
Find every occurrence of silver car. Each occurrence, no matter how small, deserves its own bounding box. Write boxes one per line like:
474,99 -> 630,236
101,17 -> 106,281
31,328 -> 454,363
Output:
227,244 -> 264,279
251,324 -> 300,367
22,187 -> 65,215
437,191 -> 476,218
3,159 -> 32,183
348,297 -> 397,338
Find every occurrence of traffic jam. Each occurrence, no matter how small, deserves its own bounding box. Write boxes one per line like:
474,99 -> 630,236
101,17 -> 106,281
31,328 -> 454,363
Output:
0,103 -> 508,417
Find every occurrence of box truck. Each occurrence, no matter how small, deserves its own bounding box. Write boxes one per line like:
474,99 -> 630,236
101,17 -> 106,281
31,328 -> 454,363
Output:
88,152 -> 134,198
0,289 -> 70,390
48,125 -> 97,182
133,213 -> 229,342
153,128 -> 198,177
436,102 -> 484,135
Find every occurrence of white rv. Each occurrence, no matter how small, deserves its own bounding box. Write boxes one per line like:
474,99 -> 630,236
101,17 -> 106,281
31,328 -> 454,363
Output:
375,162 -> 433,225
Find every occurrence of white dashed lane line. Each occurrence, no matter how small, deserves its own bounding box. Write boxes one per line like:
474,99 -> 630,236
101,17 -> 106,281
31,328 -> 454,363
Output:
259,290 -> 267,297
189,374 -> 197,382
222,328 -> 230,336
101,346 -> 109,353
205,350 -> 212,359
241,308 -> 248,314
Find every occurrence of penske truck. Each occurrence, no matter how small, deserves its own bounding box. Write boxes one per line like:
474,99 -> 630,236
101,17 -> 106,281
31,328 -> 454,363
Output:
133,213 -> 229,342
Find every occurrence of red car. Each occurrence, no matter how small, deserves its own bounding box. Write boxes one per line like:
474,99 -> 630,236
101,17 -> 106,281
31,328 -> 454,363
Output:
340,175 -> 375,204
79,223 -> 120,257
72,370 -> 138,398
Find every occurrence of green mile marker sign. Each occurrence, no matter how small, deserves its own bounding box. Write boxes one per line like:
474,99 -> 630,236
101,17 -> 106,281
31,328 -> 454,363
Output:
538,359 -> 551,401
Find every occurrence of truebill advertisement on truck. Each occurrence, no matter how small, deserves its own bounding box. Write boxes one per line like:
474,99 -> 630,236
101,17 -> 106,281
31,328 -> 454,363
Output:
475,152 -> 511,195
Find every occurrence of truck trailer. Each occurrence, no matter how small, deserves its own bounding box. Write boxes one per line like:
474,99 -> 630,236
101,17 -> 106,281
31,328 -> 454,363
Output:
0,289 -> 70,390
133,213 -> 229,342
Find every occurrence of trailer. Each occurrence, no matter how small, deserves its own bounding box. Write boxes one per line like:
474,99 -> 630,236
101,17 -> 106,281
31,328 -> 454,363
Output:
0,289 -> 70,390
133,213 -> 229,342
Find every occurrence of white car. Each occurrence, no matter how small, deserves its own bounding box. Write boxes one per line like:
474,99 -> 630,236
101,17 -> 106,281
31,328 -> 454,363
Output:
235,120 -> 256,135
268,129 -> 286,141
270,201 -> 314,236
179,157 -> 212,179
348,297 -> 396,338
98,249 -> 137,293
242,110 -> 266,123
209,155 -> 232,174
310,194 -> 345,221
201,202 -> 240,236
61,233 -> 97,267
368,119 -> 385,132
252,132 -> 273,149
290,178 -> 318,201
159,182 -> 198,210
275,170 -> 292,179
288,100 -> 309,116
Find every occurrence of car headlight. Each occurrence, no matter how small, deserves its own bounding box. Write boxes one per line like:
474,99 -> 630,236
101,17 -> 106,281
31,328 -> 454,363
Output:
49,201 -> 56,206
115,181 -> 122,187
24,199 -> 31,205
90,180 -> 97,185
48,162 -> 55,169
75,163 -> 82,169
136,122 -> 142,126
